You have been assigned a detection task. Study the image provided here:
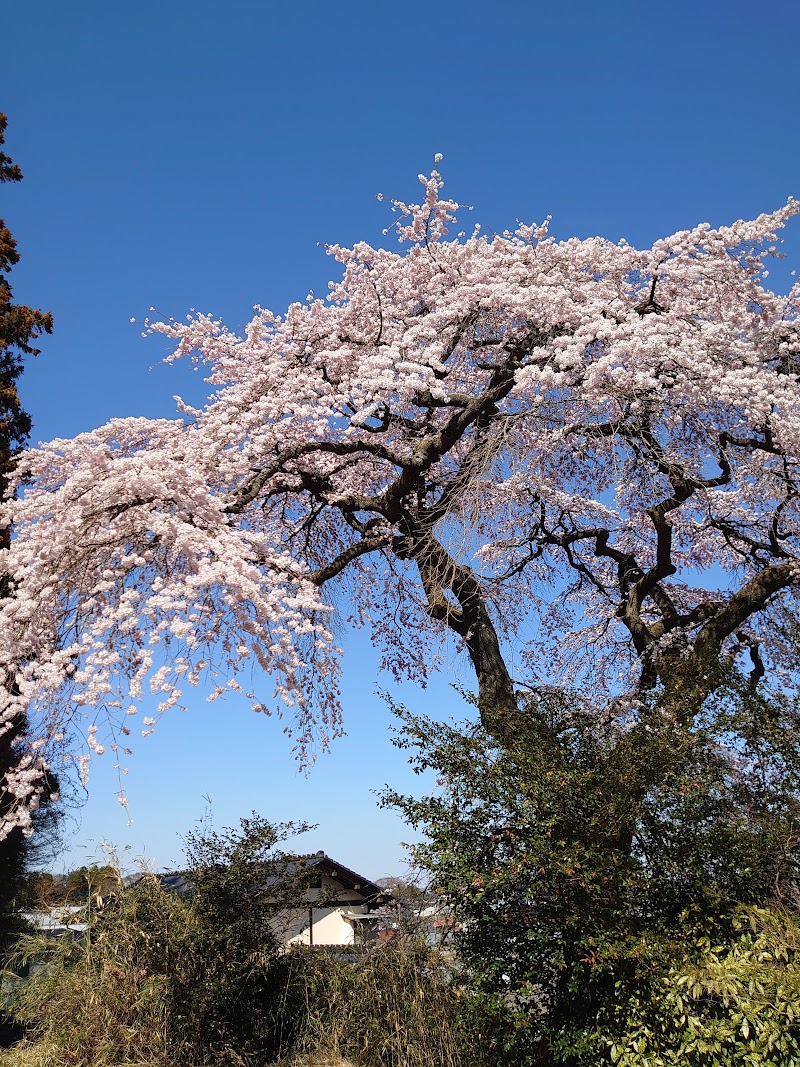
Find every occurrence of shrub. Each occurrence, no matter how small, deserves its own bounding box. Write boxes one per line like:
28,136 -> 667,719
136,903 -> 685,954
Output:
3,815 -> 310,1066
603,906 -> 800,1066
2,814 -> 471,1067
384,683 -> 800,1064
4,872 -> 179,1065
282,941 -> 468,1067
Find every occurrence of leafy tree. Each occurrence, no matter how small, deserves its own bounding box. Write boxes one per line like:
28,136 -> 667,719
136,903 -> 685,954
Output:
17,870 -> 62,908
0,113 -> 55,947
0,168 -> 799,829
383,683 -> 800,1065
62,864 -> 119,905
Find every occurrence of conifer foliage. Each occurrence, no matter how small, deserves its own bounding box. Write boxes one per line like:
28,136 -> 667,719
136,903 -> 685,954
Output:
0,113 -> 54,936
0,113 -> 52,500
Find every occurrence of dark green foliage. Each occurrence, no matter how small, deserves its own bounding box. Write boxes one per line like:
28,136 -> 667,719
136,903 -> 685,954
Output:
15,873 -> 61,910
61,865 -> 119,905
173,813 -> 315,1062
0,112 -> 56,963
0,791 -> 26,958
384,683 -> 800,1065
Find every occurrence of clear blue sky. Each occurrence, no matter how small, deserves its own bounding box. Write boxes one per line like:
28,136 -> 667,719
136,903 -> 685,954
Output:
3,0 -> 799,878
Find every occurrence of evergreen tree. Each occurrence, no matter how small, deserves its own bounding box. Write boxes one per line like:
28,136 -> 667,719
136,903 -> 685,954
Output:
0,111 -> 54,955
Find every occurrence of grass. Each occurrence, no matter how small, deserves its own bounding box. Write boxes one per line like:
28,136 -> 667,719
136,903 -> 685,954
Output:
0,888 -> 468,1067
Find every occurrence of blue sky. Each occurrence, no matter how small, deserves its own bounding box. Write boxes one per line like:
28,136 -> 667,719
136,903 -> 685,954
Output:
3,0 -> 799,878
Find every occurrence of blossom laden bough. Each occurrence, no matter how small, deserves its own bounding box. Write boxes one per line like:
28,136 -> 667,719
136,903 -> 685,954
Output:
1,168 -> 799,836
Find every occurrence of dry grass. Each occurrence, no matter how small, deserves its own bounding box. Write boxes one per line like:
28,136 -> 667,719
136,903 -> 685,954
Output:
1,882 -> 179,1067
0,1047 -> 360,1067
1,944 -> 466,1067
280,946 -> 466,1067
1,875 -> 468,1067
292,1059 -> 357,1067
0,1039 -> 169,1067
0,1041 -> 55,1067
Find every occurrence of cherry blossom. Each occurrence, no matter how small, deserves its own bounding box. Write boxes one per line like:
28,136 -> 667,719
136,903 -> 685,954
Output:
1,168 -> 798,836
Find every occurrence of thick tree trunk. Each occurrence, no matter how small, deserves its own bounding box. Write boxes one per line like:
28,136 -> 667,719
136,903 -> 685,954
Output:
463,611 -> 526,744
403,530 -> 525,746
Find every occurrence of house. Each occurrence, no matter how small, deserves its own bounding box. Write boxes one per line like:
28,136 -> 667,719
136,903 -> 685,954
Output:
279,851 -> 389,947
131,851 -> 391,948
1,906 -> 88,995
21,905 -> 87,939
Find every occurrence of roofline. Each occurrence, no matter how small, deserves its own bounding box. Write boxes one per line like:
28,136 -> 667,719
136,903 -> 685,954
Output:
125,854 -> 391,903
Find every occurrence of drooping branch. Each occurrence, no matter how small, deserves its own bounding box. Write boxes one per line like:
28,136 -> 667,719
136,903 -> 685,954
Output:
228,438 -> 406,513
309,534 -> 394,586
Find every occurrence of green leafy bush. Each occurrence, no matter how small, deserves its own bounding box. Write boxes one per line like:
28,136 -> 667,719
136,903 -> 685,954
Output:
384,683 -> 800,1065
605,907 -> 800,1066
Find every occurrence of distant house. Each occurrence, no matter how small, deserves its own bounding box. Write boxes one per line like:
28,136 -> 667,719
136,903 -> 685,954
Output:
280,851 -> 389,947
131,851 -> 391,948
21,906 -> 87,939
1,906 -> 88,992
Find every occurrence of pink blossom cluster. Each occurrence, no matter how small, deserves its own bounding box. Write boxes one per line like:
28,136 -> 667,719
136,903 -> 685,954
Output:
0,168 -> 798,836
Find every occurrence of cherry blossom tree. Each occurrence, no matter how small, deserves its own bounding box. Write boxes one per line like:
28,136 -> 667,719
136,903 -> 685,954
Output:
1,167 -> 799,836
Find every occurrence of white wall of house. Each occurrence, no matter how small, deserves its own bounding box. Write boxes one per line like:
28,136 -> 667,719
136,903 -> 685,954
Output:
279,867 -> 380,946
286,906 -> 358,946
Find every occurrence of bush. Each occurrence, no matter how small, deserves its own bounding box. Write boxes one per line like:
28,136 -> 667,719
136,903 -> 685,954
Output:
3,815 -> 311,1067
604,906 -> 800,1066
384,683 -> 800,1065
283,942 -> 468,1067
2,814 -> 472,1067
5,872 -> 180,1066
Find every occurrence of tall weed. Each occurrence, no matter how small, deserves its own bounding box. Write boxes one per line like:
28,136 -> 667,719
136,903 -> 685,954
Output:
281,944 -> 468,1067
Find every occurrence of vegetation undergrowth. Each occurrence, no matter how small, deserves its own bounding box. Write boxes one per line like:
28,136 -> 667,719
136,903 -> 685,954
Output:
0,817 -> 468,1067
280,942 -> 465,1067
383,681 -> 800,1065
5,678 -> 800,1066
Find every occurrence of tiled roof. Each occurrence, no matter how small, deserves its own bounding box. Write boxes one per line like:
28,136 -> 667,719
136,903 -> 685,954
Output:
126,852 -> 389,904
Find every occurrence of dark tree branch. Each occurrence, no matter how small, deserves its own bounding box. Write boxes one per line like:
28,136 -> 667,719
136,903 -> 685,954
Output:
694,563 -> 797,663
309,534 -> 394,586
228,439 -> 406,513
